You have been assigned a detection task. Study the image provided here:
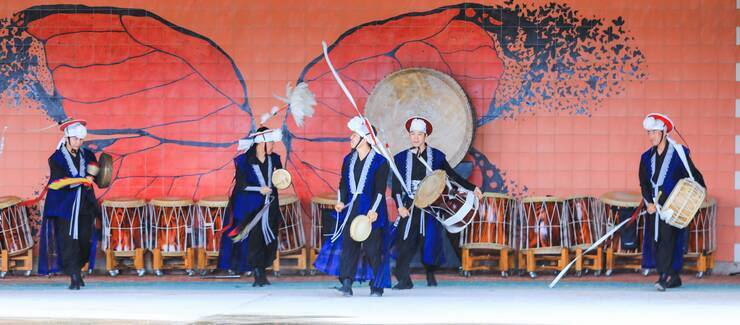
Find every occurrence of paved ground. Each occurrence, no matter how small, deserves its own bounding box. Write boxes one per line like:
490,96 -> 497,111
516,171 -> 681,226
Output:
1,273 -> 739,324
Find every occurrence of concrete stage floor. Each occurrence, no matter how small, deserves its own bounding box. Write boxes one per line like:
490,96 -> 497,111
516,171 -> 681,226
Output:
0,273 -> 738,324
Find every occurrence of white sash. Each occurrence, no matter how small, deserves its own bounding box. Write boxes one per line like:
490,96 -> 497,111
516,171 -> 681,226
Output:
331,150 -> 375,242
61,146 -> 86,240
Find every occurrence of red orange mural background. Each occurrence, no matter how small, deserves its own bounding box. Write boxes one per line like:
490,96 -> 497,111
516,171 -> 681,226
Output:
0,0 -> 738,263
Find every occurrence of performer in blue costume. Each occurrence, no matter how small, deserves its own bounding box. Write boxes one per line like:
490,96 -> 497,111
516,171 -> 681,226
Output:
41,118 -> 101,290
639,113 -> 705,291
314,116 -> 391,297
219,127 -> 282,287
391,116 -> 483,289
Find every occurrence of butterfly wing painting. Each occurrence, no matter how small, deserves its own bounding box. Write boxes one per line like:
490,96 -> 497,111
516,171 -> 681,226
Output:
1,5 -> 253,200
285,3 -> 645,200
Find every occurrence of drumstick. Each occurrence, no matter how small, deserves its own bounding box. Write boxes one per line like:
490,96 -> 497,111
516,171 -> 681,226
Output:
321,41 -> 412,197
549,201 -> 644,288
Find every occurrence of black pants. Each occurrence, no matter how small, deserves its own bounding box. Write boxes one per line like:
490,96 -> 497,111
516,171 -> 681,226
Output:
339,217 -> 382,282
394,214 -> 439,282
247,220 -> 279,269
656,218 -> 679,276
446,230 -> 461,264
55,213 -> 93,276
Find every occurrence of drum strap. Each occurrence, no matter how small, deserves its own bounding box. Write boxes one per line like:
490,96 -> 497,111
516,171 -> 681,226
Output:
331,151 -> 374,243
668,138 -> 694,180
649,142 -> 674,241
61,145 -> 86,240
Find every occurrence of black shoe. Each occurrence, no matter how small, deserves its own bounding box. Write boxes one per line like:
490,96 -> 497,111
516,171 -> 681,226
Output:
426,271 -> 438,287
667,274 -> 682,288
392,278 -> 413,290
68,273 -> 80,290
339,278 -> 353,297
370,287 -> 384,297
260,268 -> 271,286
253,268 -> 264,287
79,272 -> 85,287
654,274 -> 668,292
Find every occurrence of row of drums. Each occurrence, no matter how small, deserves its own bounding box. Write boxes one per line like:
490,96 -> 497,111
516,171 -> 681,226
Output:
0,197 -> 35,277
461,192 -> 716,277
0,192 -> 718,277
101,195 -> 306,276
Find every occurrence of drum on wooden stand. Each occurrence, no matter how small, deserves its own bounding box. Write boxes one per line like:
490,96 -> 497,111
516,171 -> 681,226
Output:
563,196 -> 604,276
517,196 -> 567,278
599,191 -> 647,276
309,194 -> 337,274
684,197 -> 716,278
273,194 -> 307,276
148,197 -> 196,276
0,196 -> 33,277
101,197 -> 147,276
195,195 -> 227,276
460,193 -> 516,277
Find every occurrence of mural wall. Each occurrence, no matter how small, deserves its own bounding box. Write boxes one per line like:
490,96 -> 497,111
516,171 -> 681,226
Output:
0,0 -> 737,264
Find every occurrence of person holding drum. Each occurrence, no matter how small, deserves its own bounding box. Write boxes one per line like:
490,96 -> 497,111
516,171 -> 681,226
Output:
391,116 -> 483,289
640,113 -> 705,291
314,116 -> 391,297
42,118 -> 101,290
221,127 -> 282,287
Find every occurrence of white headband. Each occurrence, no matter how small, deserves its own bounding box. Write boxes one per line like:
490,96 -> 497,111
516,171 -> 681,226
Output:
57,122 -> 87,149
642,116 -> 664,131
347,116 -> 375,146
409,118 -> 427,134
65,122 -> 87,139
237,129 -> 282,151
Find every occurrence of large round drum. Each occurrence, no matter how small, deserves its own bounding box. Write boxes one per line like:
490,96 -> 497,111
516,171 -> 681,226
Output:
196,195 -> 227,253
364,68 -> 474,166
563,196 -> 602,249
101,197 -> 147,252
0,196 -> 33,256
518,196 -> 565,251
687,197 -> 716,255
600,192 -> 645,253
310,194 -> 338,250
463,193 -> 516,248
415,170 -> 479,233
278,195 -> 305,254
148,197 -> 195,253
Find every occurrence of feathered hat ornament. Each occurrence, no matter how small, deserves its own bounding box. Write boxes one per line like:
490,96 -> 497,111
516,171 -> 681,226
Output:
260,82 -> 316,127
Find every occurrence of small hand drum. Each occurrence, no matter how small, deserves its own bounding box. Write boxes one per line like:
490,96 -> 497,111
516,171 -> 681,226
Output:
272,169 -> 292,190
349,215 -> 371,242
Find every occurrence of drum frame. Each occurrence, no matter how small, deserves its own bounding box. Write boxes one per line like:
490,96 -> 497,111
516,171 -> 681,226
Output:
195,196 -> 228,276
460,193 -> 516,277
563,196 -> 604,276
682,197 -> 716,278
516,197 -> 569,278
101,198 -> 148,277
600,192 -> 647,276
0,197 -> 34,277
272,195 -> 308,276
148,197 -> 196,276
